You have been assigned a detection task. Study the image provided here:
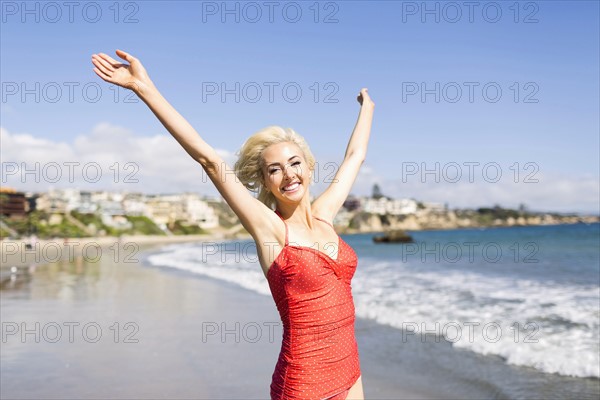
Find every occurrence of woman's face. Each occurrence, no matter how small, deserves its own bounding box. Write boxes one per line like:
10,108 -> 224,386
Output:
261,141 -> 311,205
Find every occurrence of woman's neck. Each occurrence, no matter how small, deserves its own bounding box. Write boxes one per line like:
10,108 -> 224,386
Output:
275,196 -> 314,228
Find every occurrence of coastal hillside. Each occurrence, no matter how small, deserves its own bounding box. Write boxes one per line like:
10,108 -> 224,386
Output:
340,207 -> 599,234
1,187 -> 597,239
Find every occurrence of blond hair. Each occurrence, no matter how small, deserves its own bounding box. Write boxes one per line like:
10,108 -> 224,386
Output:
234,126 -> 315,209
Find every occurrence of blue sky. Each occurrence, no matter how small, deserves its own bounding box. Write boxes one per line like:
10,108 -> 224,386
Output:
1,1 -> 599,213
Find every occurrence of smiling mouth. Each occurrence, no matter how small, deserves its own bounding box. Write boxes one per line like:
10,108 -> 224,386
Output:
282,182 -> 300,192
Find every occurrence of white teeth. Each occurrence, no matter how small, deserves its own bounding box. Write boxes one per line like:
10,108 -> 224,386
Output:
283,182 -> 300,191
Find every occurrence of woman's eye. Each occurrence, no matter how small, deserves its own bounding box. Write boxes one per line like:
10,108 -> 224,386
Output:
268,161 -> 299,174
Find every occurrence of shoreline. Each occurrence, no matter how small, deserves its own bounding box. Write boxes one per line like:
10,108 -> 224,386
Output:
4,220 -> 598,269
2,233 -> 598,399
0,234 -> 223,269
340,218 -> 600,234
1,238 -> 441,400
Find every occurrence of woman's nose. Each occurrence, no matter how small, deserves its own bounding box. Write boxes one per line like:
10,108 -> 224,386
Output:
283,165 -> 294,179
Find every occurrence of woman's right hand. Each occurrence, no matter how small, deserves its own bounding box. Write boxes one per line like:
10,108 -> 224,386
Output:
357,88 -> 375,109
91,49 -> 155,95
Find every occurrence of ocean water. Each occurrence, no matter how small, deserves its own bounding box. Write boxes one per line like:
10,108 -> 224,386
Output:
146,223 -> 600,395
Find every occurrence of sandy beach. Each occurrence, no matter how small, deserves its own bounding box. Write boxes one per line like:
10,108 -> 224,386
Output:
0,235 -> 224,269
1,237 -> 440,400
3,230 -> 599,400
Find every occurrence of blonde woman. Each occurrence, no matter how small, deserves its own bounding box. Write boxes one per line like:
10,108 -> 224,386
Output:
91,49 -> 374,400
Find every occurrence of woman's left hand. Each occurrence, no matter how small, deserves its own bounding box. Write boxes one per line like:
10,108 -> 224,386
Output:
357,88 -> 375,109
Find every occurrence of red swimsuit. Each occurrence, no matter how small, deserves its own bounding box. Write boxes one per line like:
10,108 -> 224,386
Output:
266,210 -> 361,400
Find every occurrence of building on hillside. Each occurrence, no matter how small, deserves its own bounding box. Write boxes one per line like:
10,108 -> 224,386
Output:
101,213 -> 132,230
387,198 -> 418,215
35,189 -> 69,213
421,202 -> 445,212
144,194 -> 185,226
144,194 -> 218,229
362,197 -> 388,214
75,191 -> 98,214
123,193 -> 147,216
99,200 -> 125,216
182,194 -> 218,229
361,197 -> 418,215
0,187 -> 28,216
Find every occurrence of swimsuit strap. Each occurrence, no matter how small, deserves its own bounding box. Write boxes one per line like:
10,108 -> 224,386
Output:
274,209 -> 289,246
312,215 -> 334,229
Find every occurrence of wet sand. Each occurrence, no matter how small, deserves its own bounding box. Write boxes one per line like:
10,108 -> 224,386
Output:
1,240 -> 437,400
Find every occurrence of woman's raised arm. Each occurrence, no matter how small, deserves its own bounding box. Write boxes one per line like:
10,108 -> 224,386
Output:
92,50 -> 219,168
312,88 -> 375,222
90,50 -> 275,238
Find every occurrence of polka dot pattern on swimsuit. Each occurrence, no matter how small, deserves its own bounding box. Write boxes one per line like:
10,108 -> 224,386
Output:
267,210 -> 361,400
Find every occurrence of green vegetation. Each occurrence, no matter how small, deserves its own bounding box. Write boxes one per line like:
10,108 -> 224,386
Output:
1,211 -> 88,238
1,211 -> 167,239
475,206 -> 528,226
349,211 -> 371,230
372,184 -> 384,199
1,227 -> 13,239
476,206 -> 521,219
1,201 -> 592,240
126,216 -> 165,235
71,211 -> 168,236
71,211 -> 103,228
169,220 -> 206,235
37,219 -> 88,238
70,210 -> 111,235
462,206 -> 531,226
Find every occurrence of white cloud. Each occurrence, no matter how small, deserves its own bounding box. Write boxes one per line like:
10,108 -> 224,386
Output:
1,124 -> 598,214
376,172 -> 600,214
1,124 -> 235,195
